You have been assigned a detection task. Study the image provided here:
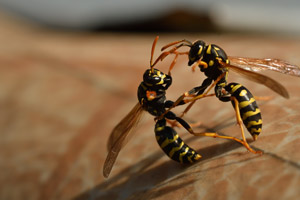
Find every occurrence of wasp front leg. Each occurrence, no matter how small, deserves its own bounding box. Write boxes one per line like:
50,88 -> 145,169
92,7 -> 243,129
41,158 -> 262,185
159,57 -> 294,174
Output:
181,73 -> 227,116
156,97 -> 191,121
153,48 -> 189,75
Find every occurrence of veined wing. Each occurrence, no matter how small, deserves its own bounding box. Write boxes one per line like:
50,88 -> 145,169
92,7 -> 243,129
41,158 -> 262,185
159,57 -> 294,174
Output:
220,61 -> 289,99
229,56 -> 300,77
103,102 -> 144,178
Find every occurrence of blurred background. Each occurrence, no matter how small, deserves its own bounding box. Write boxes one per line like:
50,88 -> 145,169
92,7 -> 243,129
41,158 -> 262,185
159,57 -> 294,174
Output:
1,0 -> 300,34
1,1 -> 300,200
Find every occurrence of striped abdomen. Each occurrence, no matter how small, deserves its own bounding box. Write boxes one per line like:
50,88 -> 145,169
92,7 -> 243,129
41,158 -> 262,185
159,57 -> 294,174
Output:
225,83 -> 262,138
155,120 -> 201,163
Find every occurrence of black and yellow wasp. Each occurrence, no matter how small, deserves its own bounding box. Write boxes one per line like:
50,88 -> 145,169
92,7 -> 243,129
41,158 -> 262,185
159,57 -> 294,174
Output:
156,38 -> 300,153
103,37 -> 251,178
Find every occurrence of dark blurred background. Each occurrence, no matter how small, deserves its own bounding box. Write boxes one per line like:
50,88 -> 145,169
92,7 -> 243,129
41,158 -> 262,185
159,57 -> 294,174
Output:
1,0 -> 300,34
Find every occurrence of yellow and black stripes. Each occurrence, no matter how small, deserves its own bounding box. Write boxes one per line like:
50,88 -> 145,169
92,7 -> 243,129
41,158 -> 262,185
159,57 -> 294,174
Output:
155,119 -> 201,163
225,83 -> 262,137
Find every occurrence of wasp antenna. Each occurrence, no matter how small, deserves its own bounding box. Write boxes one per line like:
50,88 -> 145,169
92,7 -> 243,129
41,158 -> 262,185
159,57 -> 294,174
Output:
150,36 -> 159,70
182,39 -> 193,46
175,42 -> 192,49
161,39 -> 192,51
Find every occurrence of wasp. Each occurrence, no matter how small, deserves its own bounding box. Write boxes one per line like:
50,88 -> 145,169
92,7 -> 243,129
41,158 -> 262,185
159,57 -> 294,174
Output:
156,38 -> 300,152
103,37 -> 253,178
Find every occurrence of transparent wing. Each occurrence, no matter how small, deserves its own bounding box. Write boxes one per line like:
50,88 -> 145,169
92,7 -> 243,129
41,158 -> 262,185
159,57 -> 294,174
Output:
228,56 -> 300,77
103,102 -> 144,178
220,61 -> 289,98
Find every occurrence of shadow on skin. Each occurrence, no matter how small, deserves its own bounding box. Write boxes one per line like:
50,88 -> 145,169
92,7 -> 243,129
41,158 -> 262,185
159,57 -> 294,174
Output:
73,118 -> 260,200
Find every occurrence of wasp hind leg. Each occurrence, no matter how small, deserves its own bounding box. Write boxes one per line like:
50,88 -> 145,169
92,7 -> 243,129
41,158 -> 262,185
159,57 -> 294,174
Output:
231,96 -> 263,154
221,82 -> 263,154
164,111 -> 249,150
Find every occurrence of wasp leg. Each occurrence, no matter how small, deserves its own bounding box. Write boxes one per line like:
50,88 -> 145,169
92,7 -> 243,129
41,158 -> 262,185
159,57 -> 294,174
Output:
185,72 -> 226,104
166,119 -> 202,128
171,78 -> 213,110
180,78 -> 213,117
164,111 -> 194,133
191,64 -> 197,72
191,59 -> 209,70
192,131 -> 248,147
158,78 -> 215,121
166,119 -> 180,128
254,96 -> 274,101
156,97 -> 191,121
231,96 -> 263,154
161,39 -> 192,51
177,119 -> 250,148
182,73 -> 226,117
180,93 -> 215,118
167,53 -> 178,75
165,110 -> 260,154
158,73 -> 225,121
164,100 -> 202,128
156,86 -> 213,121
152,47 -> 188,75
164,111 -> 247,147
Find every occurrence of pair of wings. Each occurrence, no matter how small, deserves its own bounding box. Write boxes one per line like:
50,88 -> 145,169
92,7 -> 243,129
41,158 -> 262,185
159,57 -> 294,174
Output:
223,56 -> 300,98
103,56 -> 300,178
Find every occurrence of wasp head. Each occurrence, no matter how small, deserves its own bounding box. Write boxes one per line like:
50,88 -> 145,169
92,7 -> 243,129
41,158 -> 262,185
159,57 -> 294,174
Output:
143,69 -> 163,85
188,40 -> 206,66
143,68 -> 171,89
